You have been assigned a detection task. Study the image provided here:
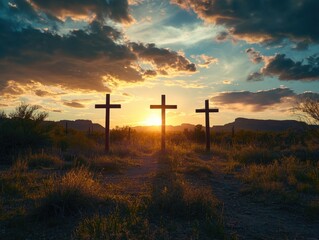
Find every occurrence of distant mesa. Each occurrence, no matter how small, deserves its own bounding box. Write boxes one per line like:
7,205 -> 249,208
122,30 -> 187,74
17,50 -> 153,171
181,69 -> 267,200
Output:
47,118 -> 313,133
213,118 -> 310,132
58,120 -> 104,133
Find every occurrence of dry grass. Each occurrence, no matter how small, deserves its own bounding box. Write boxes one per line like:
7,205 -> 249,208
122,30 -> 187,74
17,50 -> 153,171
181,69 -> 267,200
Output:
90,155 -> 138,173
36,167 -> 102,217
27,153 -> 64,169
242,156 -> 319,194
241,156 -> 319,216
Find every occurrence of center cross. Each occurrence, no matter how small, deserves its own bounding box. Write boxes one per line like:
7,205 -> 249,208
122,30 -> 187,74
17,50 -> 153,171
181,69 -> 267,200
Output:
150,95 -> 177,151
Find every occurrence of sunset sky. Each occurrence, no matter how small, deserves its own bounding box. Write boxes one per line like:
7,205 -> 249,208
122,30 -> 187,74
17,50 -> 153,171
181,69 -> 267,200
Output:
1,0 -> 319,127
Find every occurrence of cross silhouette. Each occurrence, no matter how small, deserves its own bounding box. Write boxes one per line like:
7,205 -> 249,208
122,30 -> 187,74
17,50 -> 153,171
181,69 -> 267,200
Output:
95,94 -> 121,152
196,99 -> 219,152
150,95 -> 177,151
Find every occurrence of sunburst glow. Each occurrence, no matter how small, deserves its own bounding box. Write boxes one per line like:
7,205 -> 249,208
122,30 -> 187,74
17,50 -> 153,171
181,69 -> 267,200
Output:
143,114 -> 161,126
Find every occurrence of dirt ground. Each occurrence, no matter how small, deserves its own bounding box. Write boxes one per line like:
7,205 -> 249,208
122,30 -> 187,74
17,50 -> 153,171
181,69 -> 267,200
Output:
104,154 -> 319,240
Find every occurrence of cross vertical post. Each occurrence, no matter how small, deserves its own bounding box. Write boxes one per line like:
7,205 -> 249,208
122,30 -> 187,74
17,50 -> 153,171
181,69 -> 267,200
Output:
150,95 -> 177,151
95,94 -> 121,153
195,100 -> 219,152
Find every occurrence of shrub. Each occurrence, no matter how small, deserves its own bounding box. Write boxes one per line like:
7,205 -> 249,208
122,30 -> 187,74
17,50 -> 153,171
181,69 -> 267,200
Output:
151,172 -> 218,219
37,167 -> 102,217
73,208 -> 150,240
0,162 -> 40,197
0,104 -> 51,157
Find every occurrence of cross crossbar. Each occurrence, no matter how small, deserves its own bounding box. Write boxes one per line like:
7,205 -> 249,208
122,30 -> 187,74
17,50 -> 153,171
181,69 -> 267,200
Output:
195,109 -> 219,113
150,105 -> 177,109
95,94 -> 121,153
95,104 -> 121,108
195,99 -> 219,152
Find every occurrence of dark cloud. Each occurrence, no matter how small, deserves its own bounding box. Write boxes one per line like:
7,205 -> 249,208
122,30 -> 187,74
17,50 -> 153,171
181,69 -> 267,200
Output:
212,88 -> 319,112
215,31 -> 229,42
0,19 -> 195,93
63,101 -> 85,108
246,48 -> 263,64
8,0 -> 40,22
130,43 -> 196,74
172,0 -> 319,44
35,90 -> 51,97
291,40 -> 309,51
246,48 -> 319,81
247,72 -> 264,82
212,88 -> 295,111
249,54 -> 319,81
0,20 -> 137,91
7,0 -> 133,24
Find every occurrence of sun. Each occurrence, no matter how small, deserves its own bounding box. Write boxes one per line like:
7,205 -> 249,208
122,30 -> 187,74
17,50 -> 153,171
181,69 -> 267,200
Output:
143,114 -> 161,126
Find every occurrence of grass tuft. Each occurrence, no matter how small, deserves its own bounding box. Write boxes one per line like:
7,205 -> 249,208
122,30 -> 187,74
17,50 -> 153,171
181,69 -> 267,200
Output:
36,167 -> 102,217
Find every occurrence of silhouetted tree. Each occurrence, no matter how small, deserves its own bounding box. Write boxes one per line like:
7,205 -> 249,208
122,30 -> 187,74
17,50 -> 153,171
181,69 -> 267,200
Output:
9,104 -> 48,122
295,98 -> 319,124
0,110 -> 6,119
0,104 -> 50,158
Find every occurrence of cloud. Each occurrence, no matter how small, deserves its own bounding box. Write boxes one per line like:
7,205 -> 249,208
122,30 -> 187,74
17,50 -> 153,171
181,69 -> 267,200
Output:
171,0 -> 319,44
0,19 -> 196,94
63,100 -> 85,108
211,87 -> 319,112
247,72 -> 264,82
246,48 -> 263,64
212,88 -> 294,111
192,54 -> 218,68
292,40 -> 310,51
130,42 -> 196,74
248,54 -> 319,81
215,31 -> 230,42
222,80 -> 232,85
8,0 -> 134,23
34,90 -> 52,97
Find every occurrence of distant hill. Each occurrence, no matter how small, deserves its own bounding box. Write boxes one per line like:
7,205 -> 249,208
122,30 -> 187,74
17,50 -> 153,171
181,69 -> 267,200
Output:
58,120 -> 104,133
40,118 -> 314,133
132,118 -> 313,132
213,118 -> 310,132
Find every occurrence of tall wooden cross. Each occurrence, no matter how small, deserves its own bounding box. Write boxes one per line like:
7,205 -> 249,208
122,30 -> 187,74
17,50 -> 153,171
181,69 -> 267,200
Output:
95,94 -> 121,152
150,95 -> 177,151
195,100 -> 219,152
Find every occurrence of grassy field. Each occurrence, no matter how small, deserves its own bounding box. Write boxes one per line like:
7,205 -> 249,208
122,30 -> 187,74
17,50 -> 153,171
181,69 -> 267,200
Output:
1,121 -> 319,239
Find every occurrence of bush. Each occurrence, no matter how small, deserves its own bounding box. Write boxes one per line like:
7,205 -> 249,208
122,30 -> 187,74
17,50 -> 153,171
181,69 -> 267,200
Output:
0,104 -> 51,158
37,167 -> 102,217
73,206 -> 150,240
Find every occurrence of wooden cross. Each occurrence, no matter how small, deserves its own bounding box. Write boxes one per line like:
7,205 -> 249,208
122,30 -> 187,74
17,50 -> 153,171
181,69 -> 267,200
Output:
150,95 -> 177,151
95,94 -> 121,152
195,100 -> 219,152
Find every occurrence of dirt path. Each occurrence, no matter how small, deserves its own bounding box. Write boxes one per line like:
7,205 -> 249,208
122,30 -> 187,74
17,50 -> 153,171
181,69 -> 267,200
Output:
101,155 -> 159,195
100,154 -> 319,239
209,157 -> 319,240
